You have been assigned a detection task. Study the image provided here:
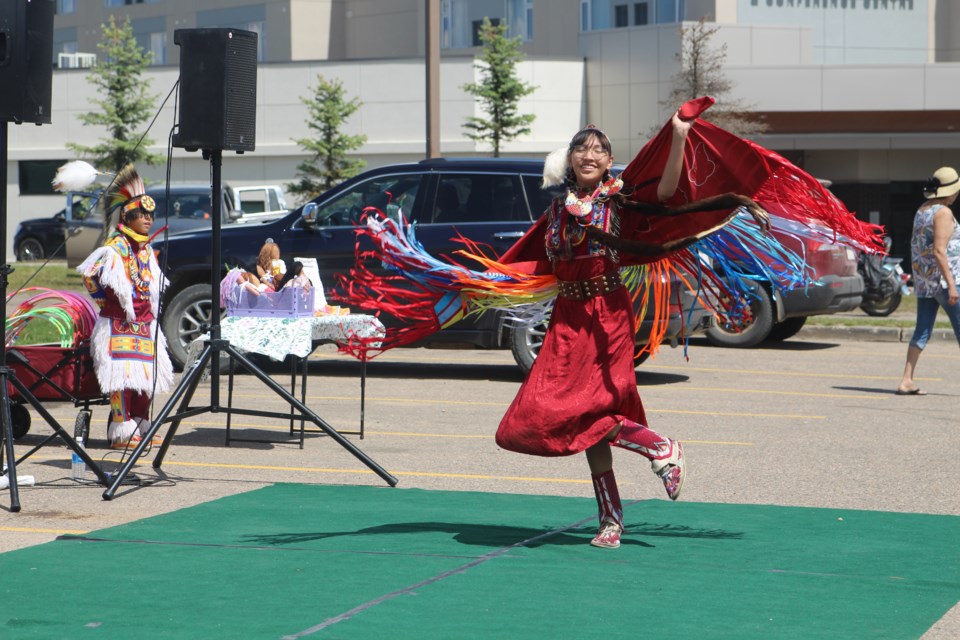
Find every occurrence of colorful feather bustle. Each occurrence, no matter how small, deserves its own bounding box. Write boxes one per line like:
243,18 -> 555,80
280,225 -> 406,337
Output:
5,288 -> 99,348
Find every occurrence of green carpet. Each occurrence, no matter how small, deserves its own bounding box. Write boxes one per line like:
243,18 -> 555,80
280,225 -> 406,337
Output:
2,484 -> 958,639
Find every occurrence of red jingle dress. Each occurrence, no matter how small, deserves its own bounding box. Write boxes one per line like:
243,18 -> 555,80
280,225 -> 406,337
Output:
496,182 -> 646,456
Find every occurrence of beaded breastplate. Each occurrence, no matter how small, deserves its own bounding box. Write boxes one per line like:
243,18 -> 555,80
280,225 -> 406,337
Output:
545,177 -> 623,262
106,227 -> 153,298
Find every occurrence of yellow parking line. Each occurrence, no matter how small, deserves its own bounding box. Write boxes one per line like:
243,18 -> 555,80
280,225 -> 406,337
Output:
667,386 -> 883,400
653,364 -> 942,382
652,408 -> 824,419
13,434 -> 752,485
174,394 -> 823,420
0,526 -> 88,535
308,352 -> 513,365
151,422 -> 761,442
180,421 -> 490,439
183,392 -> 508,408
136,459 -> 589,484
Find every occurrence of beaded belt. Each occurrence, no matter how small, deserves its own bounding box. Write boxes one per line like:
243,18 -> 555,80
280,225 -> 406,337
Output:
556,272 -> 623,301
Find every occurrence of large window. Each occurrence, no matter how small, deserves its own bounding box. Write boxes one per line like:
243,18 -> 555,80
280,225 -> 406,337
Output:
502,0 -> 531,41
442,0 -> 533,49
472,17 -> 501,47
615,3 -> 649,27
132,17 -> 166,65
149,31 -> 166,64
244,21 -> 266,62
198,6 -> 267,61
634,2 -> 649,25
57,0 -> 76,14
614,4 -> 628,27
656,0 -> 681,23
586,0 -> 683,30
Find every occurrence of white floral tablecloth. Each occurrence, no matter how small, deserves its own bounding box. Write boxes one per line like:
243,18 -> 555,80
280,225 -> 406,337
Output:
185,314 -> 385,366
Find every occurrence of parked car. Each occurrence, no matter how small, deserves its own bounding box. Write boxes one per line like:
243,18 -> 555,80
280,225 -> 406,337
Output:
704,213 -> 864,347
62,183 -> 286,268
153,158 -> 713,370
15,208 -> 68,261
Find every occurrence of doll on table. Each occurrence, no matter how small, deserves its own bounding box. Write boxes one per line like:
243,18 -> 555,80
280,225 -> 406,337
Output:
255,239 -> 310,291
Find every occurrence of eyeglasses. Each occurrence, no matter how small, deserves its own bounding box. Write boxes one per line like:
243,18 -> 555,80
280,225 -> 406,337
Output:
571,145 -> 609,158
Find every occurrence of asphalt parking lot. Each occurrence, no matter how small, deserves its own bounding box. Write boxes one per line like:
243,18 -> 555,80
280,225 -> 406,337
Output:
2,333 -> 958,637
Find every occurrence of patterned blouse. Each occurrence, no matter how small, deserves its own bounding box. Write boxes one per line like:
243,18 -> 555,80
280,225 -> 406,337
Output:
910,203 -> 960,297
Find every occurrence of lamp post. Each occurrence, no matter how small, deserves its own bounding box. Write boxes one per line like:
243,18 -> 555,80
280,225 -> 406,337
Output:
425,0 -> 440,158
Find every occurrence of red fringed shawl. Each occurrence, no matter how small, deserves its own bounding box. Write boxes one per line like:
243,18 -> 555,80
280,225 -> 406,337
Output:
500,96 -> 884,275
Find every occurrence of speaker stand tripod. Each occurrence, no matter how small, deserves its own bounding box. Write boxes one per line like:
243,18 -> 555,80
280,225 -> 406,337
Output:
102,149 -> 397,500
1,122 -> 111,512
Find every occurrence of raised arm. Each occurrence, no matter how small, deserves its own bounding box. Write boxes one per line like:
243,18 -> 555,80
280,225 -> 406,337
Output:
656,111 -> 693,202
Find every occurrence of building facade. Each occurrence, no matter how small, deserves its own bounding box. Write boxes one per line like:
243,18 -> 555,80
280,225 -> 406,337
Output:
5,0 -> 960,259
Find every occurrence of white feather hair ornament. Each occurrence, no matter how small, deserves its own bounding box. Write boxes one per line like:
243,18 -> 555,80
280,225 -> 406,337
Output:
51,160 -> 110,193
541,146 -> 570,188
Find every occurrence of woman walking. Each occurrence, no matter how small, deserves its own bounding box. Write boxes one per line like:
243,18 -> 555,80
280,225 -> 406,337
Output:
897,166 -> 960,395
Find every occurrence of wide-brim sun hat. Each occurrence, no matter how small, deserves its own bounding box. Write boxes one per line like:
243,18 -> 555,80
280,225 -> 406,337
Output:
923,166 -> 960,199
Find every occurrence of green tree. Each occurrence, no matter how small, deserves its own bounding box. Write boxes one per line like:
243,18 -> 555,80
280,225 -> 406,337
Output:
660,18 -> 767,138
67,16 -> 161,171
461,18 -> 536,157
287,75 -> 367,203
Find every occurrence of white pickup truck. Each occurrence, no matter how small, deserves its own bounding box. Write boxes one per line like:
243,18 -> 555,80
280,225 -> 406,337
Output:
230,185 -> 289,222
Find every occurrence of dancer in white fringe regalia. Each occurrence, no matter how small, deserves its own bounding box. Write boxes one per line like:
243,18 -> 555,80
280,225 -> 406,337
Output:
77,165 -> 173,449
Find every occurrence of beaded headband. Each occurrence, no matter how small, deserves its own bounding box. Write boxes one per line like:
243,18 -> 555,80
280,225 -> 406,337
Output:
121,194 -> 156,215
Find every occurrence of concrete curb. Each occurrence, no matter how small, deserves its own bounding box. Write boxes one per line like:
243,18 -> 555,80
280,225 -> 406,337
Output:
800,325 -> 955,343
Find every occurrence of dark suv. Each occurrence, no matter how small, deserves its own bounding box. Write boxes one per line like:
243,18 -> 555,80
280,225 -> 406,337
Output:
155,158 -> 712,370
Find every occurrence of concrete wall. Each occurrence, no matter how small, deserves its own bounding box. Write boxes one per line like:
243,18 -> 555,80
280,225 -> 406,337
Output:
735,0 -> 931,64
3,57 -> 584,259
55,0 -> 296,64
933,0 -> 960,62
579,24 -> 677,159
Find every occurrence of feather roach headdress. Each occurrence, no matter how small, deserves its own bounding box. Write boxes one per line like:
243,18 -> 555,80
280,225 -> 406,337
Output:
106,164 -> 156,223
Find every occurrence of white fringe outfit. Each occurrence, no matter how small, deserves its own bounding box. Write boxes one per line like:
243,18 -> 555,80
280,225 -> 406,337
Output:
78,226 -> 173,444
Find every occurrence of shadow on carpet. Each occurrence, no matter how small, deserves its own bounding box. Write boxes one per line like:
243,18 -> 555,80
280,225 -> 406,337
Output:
2,484 -> 958,639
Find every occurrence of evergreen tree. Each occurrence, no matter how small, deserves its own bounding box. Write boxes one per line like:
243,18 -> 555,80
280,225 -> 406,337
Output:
67,16 -> 161,171
287,75 -> 367,203
660,18 -> 767,138
462,18 -> 536,157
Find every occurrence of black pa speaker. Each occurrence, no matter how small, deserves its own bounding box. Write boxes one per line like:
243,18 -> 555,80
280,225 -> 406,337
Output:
172,28 -> 257,152
0,0 -> 54,125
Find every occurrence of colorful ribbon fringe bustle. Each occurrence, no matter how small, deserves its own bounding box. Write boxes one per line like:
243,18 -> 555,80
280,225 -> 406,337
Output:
332,206 -> 828,360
